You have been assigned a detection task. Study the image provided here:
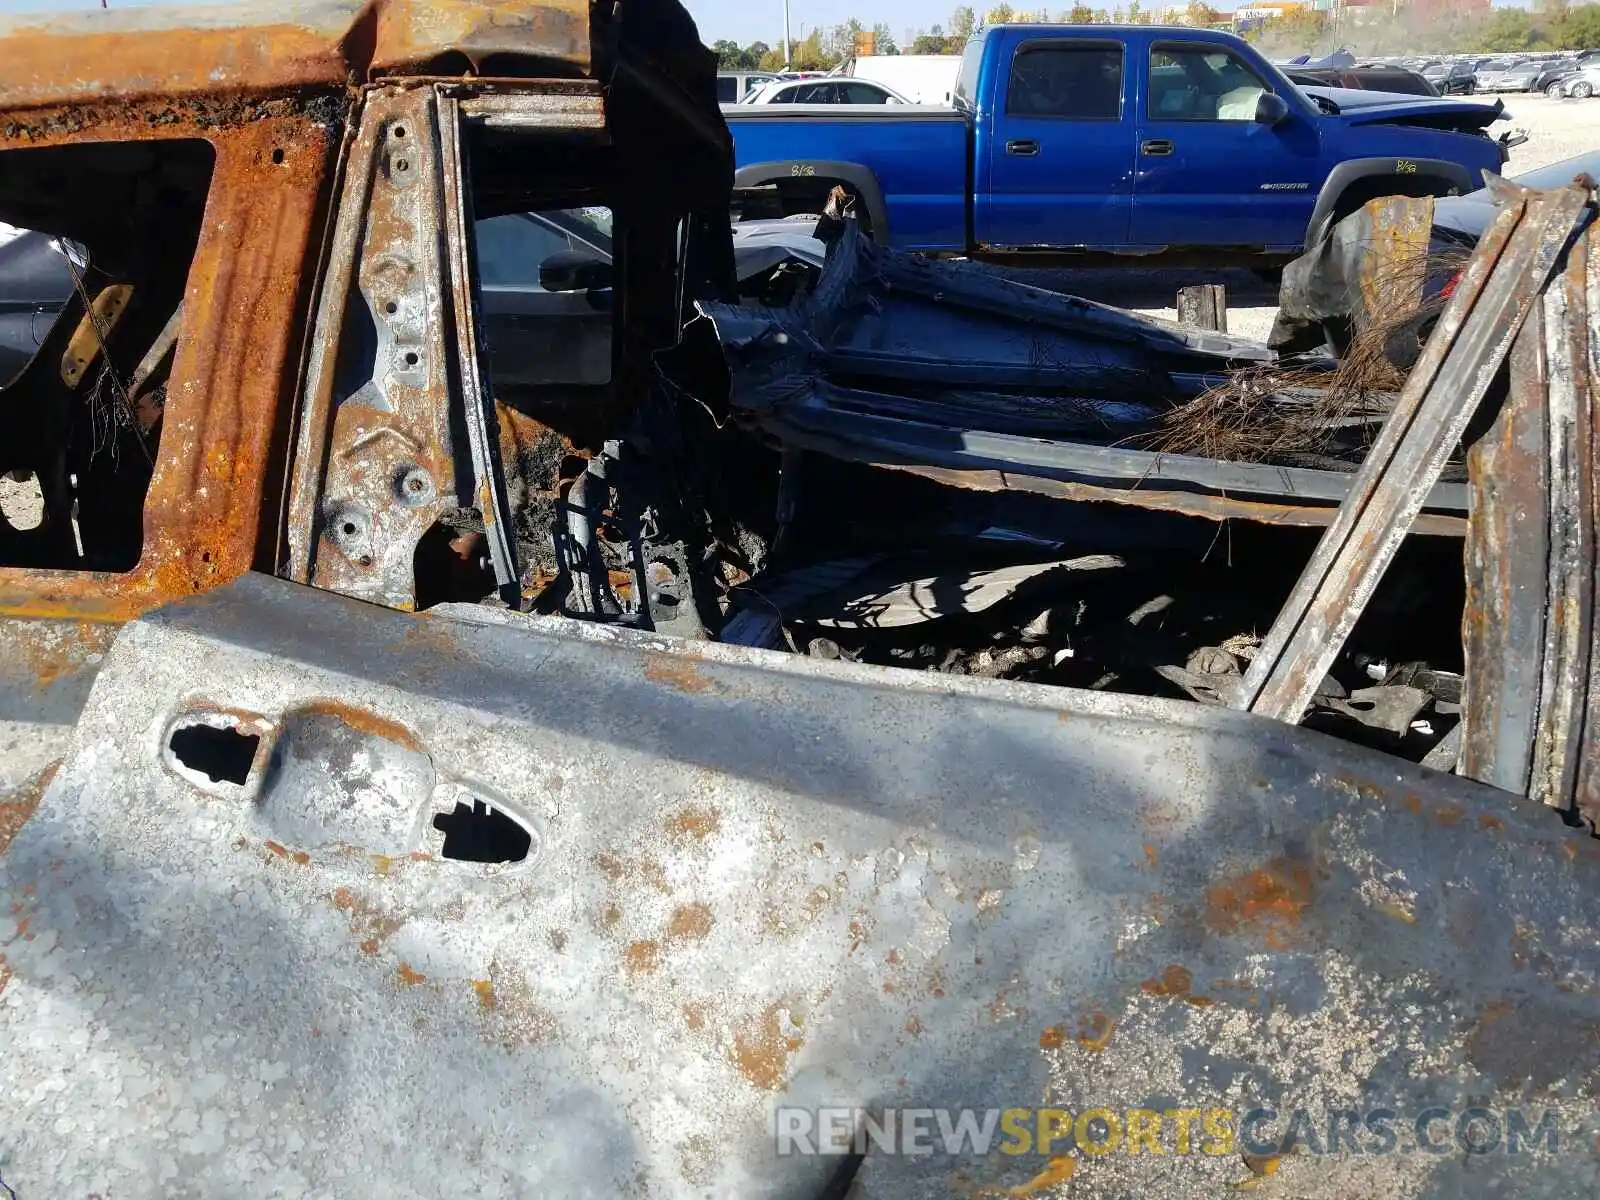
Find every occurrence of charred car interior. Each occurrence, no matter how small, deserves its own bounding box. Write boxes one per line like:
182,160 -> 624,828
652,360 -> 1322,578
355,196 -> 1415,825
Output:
2,2 -> 1599,1197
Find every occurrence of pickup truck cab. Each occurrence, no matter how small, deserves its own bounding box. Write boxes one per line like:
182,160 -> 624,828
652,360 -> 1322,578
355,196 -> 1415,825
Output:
727,25 -> 1512,263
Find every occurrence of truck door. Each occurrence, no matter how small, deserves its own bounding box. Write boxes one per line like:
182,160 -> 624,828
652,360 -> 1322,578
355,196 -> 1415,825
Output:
1129,40 -> 1323,251
978,39 -> 1134,249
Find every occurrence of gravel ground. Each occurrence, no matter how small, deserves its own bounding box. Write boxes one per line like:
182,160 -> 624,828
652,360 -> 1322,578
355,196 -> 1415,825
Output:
1004,92 -> 1599,342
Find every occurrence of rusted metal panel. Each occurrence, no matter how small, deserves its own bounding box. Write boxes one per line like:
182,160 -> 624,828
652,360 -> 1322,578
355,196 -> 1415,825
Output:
868,458 -> 1470,537
0,0 -> 592,112
1461,265 -> 1550,794
1235,180 -> 1596,723
6,572 -> 1600,1197
1527,233 -> 1594,808
1579,235 -> 1600,826
437,88 -> 520,604
287,88 -> 463,610
0,107 -> 339,621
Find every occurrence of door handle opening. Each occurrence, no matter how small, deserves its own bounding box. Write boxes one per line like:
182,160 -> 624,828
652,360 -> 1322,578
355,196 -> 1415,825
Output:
1141,139 -> 1174,156
1006,140 -> 1040,157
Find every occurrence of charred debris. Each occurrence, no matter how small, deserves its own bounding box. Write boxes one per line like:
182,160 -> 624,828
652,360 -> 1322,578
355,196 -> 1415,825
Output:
450,181 -> 1597,794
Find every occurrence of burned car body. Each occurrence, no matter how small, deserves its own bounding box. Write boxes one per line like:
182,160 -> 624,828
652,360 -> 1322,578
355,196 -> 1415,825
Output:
2,3 -> 1600,1199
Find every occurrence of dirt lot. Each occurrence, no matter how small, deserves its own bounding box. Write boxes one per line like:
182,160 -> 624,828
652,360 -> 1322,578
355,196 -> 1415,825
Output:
1028,92 -> 1599,342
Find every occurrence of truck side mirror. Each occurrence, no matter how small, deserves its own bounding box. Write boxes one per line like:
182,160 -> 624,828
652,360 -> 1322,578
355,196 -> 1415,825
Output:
539,248 -> 613,293
1255,92 -> 1290,126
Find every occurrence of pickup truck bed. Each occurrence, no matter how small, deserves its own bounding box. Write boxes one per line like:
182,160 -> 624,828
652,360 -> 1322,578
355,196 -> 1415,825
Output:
726,105 -> 969,249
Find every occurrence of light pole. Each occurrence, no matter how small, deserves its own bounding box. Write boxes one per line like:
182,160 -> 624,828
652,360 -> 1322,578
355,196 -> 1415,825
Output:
783,0 -> 792,68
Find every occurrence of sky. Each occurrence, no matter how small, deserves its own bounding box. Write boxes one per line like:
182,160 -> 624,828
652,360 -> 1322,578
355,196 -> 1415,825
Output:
0,0 -> 1540,57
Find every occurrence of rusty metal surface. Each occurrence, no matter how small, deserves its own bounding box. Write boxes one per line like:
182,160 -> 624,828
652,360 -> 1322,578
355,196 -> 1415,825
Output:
1356,194 -> 1434,333
0,106 -> 339,621
1236,180 -> 1596,723
438,89 -> 520,603
868,458 -> 1470,537
0,0 -> 592,112
1461,264 -> 1550,795
1526,232 -> 1594,809
5,571 -> 1600,1197
1579,236 -> 1600,825
0,617 -> 117,725
288,87 -> 465,610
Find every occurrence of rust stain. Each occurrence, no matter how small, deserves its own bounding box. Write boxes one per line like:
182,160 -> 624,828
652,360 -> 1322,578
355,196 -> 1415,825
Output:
599,902 -> 622,929
12,621 -> 118,693
0,762 -> 58,858
975,1154 -> 1077,1197
623,940 -> 662,975
664,806 -> 722,843
683,1001 -> 708,1032
1039,1025 -> 1065,1049
0,952 -> 9,999
1205,857 -> 1317,949
1140,964 -> 1213,1007
1479,814 -> 1505,831
905,1014 -> 923,1037
330,886 -> 404,955
642,654 -> 722,695
592,851 -> 670,893
264,840 -> 289,859
730,1003 -> 805,1091
1076,1010 -> 1116,1052
1434,804 -> 1464,828
1234,1153 -> 1286,1190
666,902 -> 714,944
471,978 -> 497,1010
396,962 -> 425,986
1143,843 -> 1159,868
296,699 -> 422,752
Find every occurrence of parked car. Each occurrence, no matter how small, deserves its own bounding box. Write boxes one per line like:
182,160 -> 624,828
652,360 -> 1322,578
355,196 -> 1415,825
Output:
1422,59 -> 1478,95
716,71 -> 779,103
742,77 -> 911,105
1475,57 -> 1542,93
727,26 -> 1513,265
0,224 -> 74,385
1554,64 -> 1600,97
1282,64 -> 1438,96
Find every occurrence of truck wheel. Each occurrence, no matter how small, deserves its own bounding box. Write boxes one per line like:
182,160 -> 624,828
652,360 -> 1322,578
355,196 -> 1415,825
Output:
1572,81 -> 1594,99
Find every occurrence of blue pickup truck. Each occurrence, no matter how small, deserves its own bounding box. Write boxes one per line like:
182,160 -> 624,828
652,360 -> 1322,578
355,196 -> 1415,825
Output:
726,26 -> 1514,264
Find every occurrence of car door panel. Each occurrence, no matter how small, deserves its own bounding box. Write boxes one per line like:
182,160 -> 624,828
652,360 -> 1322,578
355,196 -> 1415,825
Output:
1130,41 -> 1323,250
979,39 -> 1135,249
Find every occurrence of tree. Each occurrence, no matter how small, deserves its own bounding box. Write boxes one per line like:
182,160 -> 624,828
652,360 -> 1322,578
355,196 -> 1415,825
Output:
1554,4 -> 1600,50
824,17 -> 865,61
713,39 -> 754,69
1126,0 -> 1145,24
950,6 -> 979,38
986,3 -> 1017,24
1068,3 -> 1097,20
1474,8 -> 1541,52
872,23 -> 900,54
1186,0 -> 1221,26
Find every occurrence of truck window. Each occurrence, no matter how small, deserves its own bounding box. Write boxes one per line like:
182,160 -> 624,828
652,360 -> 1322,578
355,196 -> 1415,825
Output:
1007,44 -> 1124,120
953,36 -> 986,111
1148,44 -> 1270,121
0,139 -> 214,571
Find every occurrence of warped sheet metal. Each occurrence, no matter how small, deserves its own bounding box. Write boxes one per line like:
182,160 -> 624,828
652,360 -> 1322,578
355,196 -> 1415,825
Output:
700,225 -> 1468,528
5,573 -> 1600,1198
1237,177 -> 1595,725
